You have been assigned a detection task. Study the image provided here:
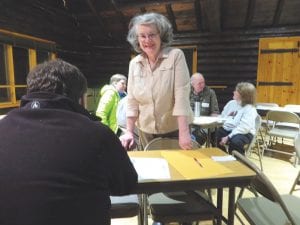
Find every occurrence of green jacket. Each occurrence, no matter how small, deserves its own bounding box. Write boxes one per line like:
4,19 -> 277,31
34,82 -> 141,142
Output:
96,85 -> 120,133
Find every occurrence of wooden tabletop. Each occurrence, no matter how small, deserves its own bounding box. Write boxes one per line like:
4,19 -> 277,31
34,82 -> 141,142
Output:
129,148 -> 255,194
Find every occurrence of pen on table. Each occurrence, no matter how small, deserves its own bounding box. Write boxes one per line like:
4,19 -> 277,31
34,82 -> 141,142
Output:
193,157 -> 203,168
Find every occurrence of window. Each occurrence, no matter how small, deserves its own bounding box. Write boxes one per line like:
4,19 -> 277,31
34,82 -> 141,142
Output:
177,45 -> 197,75
0,29 -> 56,109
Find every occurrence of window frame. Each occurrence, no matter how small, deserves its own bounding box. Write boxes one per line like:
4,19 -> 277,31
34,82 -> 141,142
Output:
0,29 -> 56,109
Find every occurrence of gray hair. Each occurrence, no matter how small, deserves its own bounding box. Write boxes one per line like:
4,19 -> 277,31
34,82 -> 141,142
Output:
235,82 -> 256,106
127,12 -> 173,53
110,74 -> 127,85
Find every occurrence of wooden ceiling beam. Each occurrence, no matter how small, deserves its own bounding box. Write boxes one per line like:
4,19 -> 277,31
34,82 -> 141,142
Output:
112,0 -> 194,10
201,0 -> 221,32
245,0 -> 256,28
273,0 -> 285,26
166,4 -> 177,32
194,0 -> 203,31
110,0 -> 128,33
85,0 -> 112,39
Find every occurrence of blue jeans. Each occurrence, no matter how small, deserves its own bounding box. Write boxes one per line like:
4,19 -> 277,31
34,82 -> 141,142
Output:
216,127 -> 253,154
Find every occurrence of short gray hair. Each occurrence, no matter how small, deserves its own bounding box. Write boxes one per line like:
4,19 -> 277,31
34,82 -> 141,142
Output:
190,73 -> 205,84
127,12 -> 173,53
110,74 -> 127,85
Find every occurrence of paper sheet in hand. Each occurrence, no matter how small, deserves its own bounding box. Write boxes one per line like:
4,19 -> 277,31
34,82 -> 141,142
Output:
130,157 -> 171,180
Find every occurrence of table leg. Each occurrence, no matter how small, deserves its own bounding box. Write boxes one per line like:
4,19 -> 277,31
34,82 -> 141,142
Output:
216,188 -> 223,225
228,187 -> 236,225
206,128 -> 211,147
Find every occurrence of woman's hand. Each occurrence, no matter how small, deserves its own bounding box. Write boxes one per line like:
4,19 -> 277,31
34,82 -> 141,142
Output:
179,132 -> 193,150
177,115 -> 193,150
219,136 -> 229,146
119,131 -> 135,151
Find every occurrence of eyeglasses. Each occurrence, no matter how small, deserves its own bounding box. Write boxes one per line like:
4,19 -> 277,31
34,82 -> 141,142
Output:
137,33 -> 159,40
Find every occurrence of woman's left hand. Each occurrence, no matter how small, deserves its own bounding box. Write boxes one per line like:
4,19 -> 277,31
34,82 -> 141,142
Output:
219,136 -> 229,146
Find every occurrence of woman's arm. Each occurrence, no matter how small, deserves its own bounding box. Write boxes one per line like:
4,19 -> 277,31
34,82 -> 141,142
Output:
173,49 -> 193,149
120,116 -> 138,150
177,116 -> 192,149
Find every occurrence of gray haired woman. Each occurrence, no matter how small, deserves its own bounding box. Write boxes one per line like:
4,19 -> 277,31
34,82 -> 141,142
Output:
217,82 -> 258,154
120,12 -> 193,150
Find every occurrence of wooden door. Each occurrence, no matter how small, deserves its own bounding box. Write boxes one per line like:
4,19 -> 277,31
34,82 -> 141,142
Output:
256,37 -> 300,106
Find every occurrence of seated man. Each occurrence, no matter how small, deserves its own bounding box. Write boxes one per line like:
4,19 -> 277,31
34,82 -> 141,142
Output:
190,72 -> 220,145
0,59 -> 137,225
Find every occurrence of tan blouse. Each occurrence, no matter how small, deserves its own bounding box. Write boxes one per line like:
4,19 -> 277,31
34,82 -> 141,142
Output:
127,47 -> 193,134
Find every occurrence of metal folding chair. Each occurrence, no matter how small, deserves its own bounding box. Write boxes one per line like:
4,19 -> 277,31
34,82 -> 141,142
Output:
290,133 -> 300,194
110,195 -> 143,225
244,114 -> 263,171
262,110 -> 300,166
143,137 -> 221,225
233,150 -> 300,225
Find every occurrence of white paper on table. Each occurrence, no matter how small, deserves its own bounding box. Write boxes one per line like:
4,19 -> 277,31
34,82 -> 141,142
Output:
211,155 -> 236,162
130,157 -> 171,180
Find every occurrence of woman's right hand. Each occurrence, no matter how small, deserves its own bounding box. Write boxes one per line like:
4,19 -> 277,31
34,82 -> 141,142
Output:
119,131 -> 135,150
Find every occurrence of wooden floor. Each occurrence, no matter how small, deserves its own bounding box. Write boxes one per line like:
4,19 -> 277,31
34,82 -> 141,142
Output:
111,152 -> 300,225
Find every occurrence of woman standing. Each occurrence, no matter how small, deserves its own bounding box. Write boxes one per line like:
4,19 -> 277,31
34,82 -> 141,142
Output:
120,12 -> 193,150
216,82 -> 258,154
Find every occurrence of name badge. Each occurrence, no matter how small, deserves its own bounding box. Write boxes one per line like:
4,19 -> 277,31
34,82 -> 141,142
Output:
202,102 -> 209,108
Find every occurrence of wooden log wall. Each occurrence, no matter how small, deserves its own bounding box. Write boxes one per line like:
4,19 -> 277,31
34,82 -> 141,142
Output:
1,1 -> 300,110
58,46 -> 132,88
62,27 -> 300,110
71,26 -> 300,110
173,27 -> 300,109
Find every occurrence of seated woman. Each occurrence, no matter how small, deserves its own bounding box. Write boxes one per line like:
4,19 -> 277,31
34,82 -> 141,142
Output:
216,82 -> 258,154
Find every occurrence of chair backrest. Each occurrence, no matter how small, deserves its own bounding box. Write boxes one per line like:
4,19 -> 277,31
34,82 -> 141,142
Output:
266,110 -> 300,126
232,150 -> 297,225
245,114 -> 262,154
144,137 -> 200,150
295,133 -> 300,159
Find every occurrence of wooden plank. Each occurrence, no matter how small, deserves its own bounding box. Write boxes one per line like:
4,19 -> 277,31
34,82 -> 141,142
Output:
245,0 -> 256,28
257,36 -> 300,105
201,0 -> 221,32
272,0 -> 285,26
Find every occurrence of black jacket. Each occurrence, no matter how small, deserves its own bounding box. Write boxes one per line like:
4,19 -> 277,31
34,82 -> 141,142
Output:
0,92 -> 138,225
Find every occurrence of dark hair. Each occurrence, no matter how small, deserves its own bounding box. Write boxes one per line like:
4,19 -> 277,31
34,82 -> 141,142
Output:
26,59 -> 87,102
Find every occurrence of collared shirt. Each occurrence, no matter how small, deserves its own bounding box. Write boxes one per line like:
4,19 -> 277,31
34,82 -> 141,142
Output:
127,47 -> 193,134
190,86 -> 220,116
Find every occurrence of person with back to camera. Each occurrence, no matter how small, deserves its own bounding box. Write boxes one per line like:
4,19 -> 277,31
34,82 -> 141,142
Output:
96,74 -> 127,134
216,82 -> 258,154
120,12 -> 193,150
0,59 -> 137,225
190,72 -> 219,145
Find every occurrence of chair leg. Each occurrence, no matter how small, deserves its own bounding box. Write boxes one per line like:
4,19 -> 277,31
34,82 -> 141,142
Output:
290,171 -> 300,194
256,140 -> 263,171
142,194 -> 149,225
